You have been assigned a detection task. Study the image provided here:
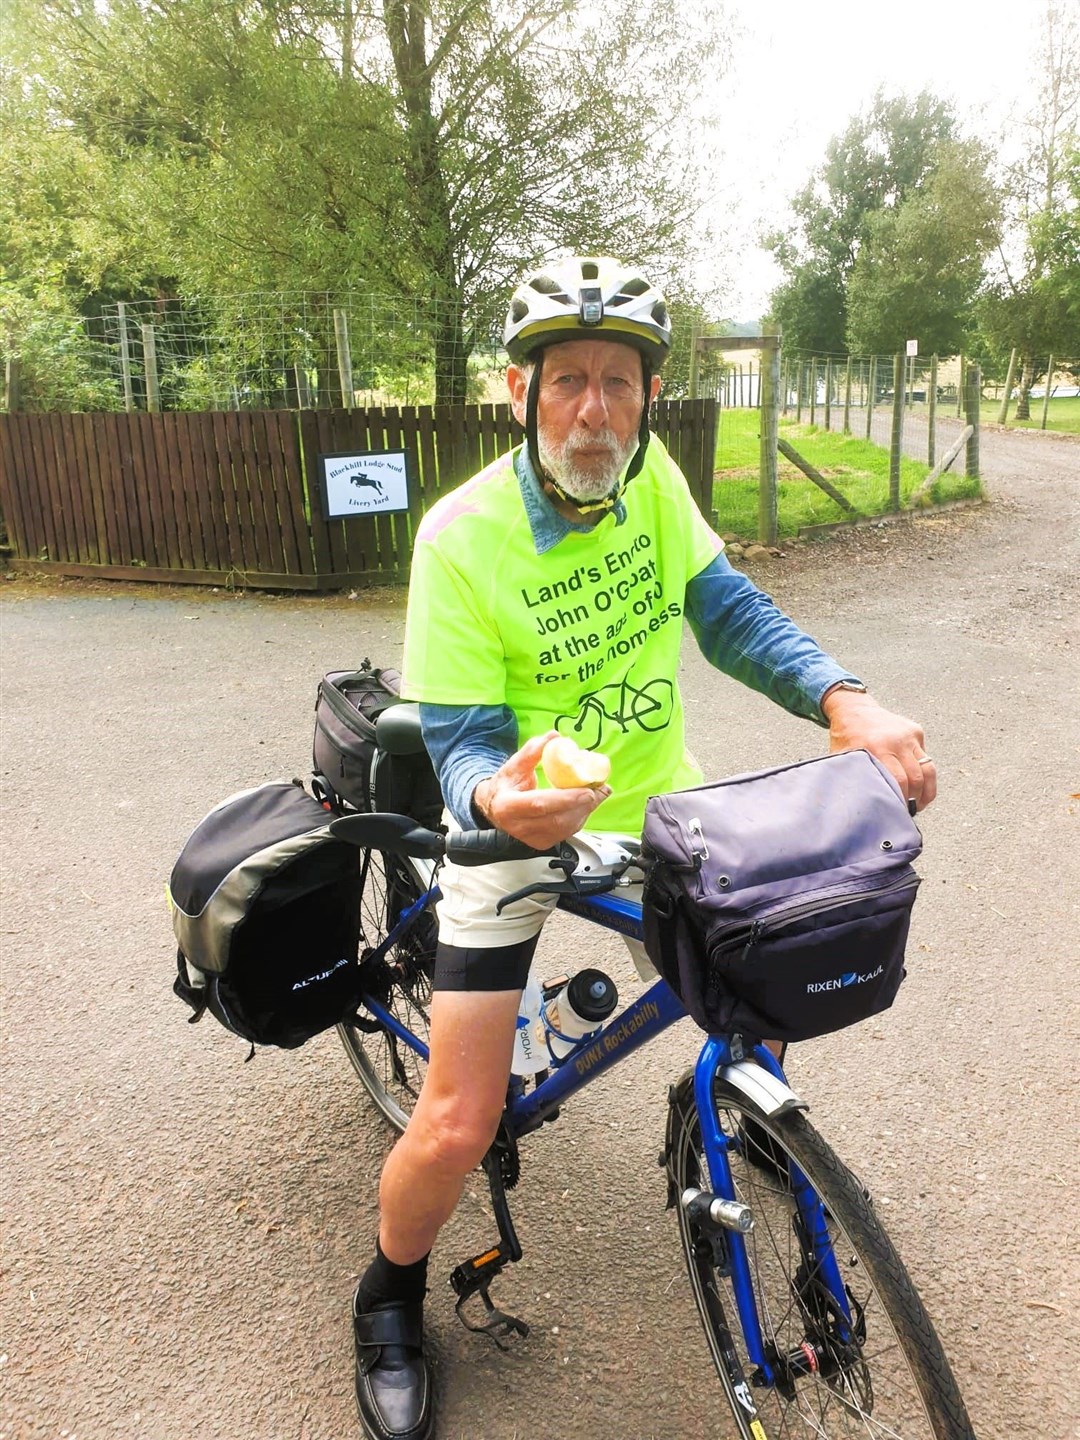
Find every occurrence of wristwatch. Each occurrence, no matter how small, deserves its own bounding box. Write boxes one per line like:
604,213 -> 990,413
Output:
827,680 -> 867,695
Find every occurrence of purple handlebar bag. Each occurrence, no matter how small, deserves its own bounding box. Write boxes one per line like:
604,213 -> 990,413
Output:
640,750 -> 922,1042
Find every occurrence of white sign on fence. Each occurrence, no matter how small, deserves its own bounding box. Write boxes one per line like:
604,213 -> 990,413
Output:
319,450 -> 411,520
906,339 -> 919,357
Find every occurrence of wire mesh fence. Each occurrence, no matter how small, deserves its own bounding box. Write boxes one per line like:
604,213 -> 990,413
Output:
690,347 -> 988,540
0,285 -> 701,415
87,292 -> 512,412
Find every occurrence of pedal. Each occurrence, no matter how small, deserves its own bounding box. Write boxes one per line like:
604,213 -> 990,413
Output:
450,1244 -> 529,1349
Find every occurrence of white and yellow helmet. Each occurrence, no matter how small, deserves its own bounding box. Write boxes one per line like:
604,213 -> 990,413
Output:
504,257 -> 672,364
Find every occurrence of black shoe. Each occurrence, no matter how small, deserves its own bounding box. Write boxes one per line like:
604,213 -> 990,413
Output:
353,1290 -> 434,1440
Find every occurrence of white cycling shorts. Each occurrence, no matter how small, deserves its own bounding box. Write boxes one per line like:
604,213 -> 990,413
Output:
434,813 -> 656,981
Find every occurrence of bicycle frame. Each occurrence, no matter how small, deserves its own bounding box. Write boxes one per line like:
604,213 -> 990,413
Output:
358,875 -> 850,1387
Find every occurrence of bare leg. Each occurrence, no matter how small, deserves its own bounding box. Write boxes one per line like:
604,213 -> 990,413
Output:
377,989 -> 521,1264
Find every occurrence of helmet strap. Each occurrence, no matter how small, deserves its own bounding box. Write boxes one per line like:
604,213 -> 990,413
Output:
524,352 -> 653,515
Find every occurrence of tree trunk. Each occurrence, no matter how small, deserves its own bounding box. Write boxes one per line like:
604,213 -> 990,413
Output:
383,0 -> 470,406
432,300 -> 469,405
1015,356 -> 1036,420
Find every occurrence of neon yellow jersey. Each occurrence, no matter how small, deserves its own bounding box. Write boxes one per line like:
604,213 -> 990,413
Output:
401,439 -> 723,832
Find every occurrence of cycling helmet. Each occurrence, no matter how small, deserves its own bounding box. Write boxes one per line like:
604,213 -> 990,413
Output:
503,257 -> 672,364
504,257 -> 672,510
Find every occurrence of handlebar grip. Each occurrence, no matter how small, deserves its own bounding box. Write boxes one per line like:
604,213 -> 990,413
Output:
444,828 -> 563,867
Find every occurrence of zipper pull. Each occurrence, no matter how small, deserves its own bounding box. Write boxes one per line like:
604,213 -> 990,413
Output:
740,921 -> 765,964
686,816 -> 709,864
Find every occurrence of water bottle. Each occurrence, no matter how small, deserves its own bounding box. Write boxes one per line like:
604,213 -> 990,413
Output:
510,974 -> 548,1076
542,969 -> 618,1061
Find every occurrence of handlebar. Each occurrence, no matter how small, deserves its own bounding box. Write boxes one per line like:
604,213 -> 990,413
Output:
328,811 -> 573,867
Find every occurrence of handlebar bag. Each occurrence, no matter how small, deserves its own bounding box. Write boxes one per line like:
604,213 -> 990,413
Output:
640,750 -> 922,1042
167,781 -> 362,1049
313,660 -> 442,827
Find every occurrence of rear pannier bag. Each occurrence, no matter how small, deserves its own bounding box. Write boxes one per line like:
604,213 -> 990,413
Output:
313,660 -> 442,826
168,781 -> 363,1049
640,750 -> 922,1043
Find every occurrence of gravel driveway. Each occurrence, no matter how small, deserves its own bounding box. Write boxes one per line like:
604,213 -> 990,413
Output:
1,422 -> 1077,1440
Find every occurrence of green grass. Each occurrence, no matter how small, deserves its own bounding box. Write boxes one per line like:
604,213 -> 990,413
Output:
982,394 -> 1080,435
712,411 -> 982,540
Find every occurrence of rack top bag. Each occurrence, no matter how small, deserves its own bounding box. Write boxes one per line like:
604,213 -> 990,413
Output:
167,780 -> 363,1050
313,660 -> 443,828
640,750 -> 922,1043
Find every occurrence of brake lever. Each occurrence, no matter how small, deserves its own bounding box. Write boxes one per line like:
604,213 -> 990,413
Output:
494,871 -> 625,914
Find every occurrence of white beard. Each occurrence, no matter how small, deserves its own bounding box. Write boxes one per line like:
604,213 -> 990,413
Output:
537,423 -> 637,502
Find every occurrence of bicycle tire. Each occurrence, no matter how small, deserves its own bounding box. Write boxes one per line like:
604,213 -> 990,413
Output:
666,1072 -> 975,1440
337,849 -> 437,1133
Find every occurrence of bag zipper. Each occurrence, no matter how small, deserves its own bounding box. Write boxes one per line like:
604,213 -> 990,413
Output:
710,869 -> 920,956
320,676 -> 397,734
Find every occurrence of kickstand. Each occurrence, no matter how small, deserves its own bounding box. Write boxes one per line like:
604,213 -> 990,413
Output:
449,1135 -> 529,1349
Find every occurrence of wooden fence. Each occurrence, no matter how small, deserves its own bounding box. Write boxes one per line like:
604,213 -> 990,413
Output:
0,399 -> 716,588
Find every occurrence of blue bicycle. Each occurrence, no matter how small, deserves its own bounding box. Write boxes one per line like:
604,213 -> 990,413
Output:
327,718 -> 975,1440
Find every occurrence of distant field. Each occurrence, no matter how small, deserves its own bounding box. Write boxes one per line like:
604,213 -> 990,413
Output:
712,411 -> 981,539
984,395 -> 1080,435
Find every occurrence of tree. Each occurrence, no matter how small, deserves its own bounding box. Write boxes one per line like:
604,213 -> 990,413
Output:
765,90 -> 962,353
845,141 -> 1001,355
369,0 -> 729,401
978,2 -> 1080,415
4,0 -> 731,407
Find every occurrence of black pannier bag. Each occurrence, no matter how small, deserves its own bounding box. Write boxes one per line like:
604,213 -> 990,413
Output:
312,659 -> 442,827
640,750 -> 922,1043
168,781 -> 363,1049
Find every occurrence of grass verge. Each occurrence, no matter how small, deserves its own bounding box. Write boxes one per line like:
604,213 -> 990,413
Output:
713,412 -> 982,540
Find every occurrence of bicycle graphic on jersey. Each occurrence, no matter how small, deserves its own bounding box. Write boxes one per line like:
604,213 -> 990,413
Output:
555,671 -> 674,752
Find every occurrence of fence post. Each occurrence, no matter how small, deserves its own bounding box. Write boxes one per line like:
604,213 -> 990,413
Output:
823,357 -> 832,431
3,353 -> 19,412
294,363 -> 311,409
780,357 -> 789,415
795,362 -> 804,423
334,308 -> 354,410
928,354 -> 938,468
141,323 -> 161,413
809,358 -> 817,427
965,362 -> 981,478
758,337 -> 780,546
956,353 -> 964,417
117,301 -> 135,412
1040,356 -> 1054,430
997,347 -> 1017,424
865,357 -> 876,441
842,356 -> 852,433
889,352 -> 904,511
688,323 -> 700,400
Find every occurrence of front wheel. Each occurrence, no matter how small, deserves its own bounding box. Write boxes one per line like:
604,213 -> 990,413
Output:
665,1073 -> 975,1439
337,849 -> 437,1133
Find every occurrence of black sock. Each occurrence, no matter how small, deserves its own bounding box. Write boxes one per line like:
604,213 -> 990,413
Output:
356,1238 -> 429,1310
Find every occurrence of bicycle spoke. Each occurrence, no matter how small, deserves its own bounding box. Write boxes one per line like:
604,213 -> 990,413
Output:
339,851 -> 436,1132
667,1073 -> 972,1439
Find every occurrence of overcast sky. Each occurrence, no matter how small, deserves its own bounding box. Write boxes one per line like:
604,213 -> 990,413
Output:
702,0 -> 1062,317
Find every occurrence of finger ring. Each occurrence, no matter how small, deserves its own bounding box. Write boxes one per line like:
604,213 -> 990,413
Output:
917,756 -> 934,765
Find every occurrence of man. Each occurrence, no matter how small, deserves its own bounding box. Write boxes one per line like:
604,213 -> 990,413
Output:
350,257 -> 936,1440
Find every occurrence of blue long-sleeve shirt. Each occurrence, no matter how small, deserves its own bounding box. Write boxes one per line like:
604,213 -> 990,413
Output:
420,448 -> 860,829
